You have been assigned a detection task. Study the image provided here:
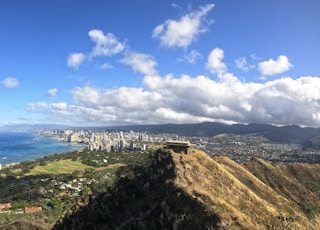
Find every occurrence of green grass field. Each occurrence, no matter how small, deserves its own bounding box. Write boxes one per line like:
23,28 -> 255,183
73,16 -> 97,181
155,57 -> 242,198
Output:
96,163 -> 127,171
28,159 -> 127,175
28,159 -> 94,175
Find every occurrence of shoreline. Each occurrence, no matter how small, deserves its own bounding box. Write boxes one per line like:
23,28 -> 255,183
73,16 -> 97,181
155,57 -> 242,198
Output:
0,146 -> 86,169
0,132 -> 86,166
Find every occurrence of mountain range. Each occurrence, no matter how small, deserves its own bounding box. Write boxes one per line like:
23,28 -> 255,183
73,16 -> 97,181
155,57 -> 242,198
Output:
3,122 -> 320,144
101,122 -> 320,144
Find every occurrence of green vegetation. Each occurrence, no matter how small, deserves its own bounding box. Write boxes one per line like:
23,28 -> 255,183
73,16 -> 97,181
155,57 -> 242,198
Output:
28,159 -> 94,175
2,146 -> 320,229
305,181 -> 320,192
0,148 -> 155,229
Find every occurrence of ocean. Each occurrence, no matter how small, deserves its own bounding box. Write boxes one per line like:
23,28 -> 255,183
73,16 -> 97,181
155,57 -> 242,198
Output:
0,132 -> 85,165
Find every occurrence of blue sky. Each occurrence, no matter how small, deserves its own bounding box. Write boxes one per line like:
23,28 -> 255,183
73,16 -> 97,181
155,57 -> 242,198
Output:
1,0 -> 320,127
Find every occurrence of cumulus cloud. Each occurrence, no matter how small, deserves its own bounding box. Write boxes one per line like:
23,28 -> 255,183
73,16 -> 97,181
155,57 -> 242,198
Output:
258,55 -> 293,76
28,73 -> 320,127
235,57 -> 255,71
27,102 -> 49,111
89,29 -> 125,57
46,88 -> 58,97
179,50 -> 202,64
68,84 -> 213,124
33,43 -> 320,127
66,86 -> 163,124
152,4 -> 214,48
28,102 -> 67,111
1,77 -> 20,88
67,53 -> 86,70
121,51 -> 158,76
67,29 -> 126,70
50,102 -> 67,110
144,75 -> 320,126
206,48 -> 227,75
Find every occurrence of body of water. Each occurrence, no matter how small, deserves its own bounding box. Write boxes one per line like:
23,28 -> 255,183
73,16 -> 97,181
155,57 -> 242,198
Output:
0,132 -> 85,165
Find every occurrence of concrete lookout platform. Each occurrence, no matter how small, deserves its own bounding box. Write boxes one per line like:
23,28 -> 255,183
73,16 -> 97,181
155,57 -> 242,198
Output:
166,140 -> 191,154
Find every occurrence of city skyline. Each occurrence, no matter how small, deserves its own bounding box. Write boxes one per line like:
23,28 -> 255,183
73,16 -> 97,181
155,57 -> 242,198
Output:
1,0 -> 320,127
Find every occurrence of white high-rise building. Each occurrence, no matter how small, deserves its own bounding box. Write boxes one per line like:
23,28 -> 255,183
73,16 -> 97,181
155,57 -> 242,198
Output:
120,139 -> 126,151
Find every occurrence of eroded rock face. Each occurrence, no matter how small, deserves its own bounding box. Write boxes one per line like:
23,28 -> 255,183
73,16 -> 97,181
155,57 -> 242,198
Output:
53,149 -> 221,230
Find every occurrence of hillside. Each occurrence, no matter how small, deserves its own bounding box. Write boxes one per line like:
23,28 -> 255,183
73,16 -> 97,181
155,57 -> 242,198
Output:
243,158 -> 320,217
53,149 -> 320,230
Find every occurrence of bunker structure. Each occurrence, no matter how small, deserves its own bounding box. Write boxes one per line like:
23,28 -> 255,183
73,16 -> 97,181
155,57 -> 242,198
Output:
166,140 -> 191,154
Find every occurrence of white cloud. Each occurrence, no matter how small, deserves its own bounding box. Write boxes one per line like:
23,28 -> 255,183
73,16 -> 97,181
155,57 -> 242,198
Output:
121,51 -> 158,76
235,57 -> 255,71
171,3 -> 182,10
67,53 -> 86,70
50,102 -> 67,110
67,29 -> 125,70
27,102 -> 68,123
46,88 -> 58,97
88,29 -> 125,57
1,77 -> 20,88
179,50 -> 202,64
152,4 -> 214,48
28,102 -> 67,111
66,86 -> 163,124
28,73 -> 320,127
258,55 -> 293,76
206,48 -> 227,75
251,53 -> 261,60
27,102 -> 48,111
100,62 -> 113,69
144,74 -> 320,126
205,48 -> 241,83
30,43 -> 320,127
71,86 -> 156,110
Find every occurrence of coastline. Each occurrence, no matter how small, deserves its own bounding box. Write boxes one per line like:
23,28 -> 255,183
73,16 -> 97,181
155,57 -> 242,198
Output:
0,131 -> 86,166
0,147 -> 86,169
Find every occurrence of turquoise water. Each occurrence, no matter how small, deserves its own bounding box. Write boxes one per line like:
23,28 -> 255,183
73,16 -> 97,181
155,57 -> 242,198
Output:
0,132 -> 85,165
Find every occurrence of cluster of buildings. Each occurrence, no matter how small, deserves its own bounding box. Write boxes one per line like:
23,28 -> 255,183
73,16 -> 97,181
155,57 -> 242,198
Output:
0,202 -> 42,214
2,128 -> 320,219
48,129 -> 153,152
50,177 -> 97,198
192,133 -> 320,164
44,129 -> 184,152
0,175 -> 99,216
41,128 -> 320,164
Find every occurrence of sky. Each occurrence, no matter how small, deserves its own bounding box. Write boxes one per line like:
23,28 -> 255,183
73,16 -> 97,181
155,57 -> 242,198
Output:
1,0 -> 320,127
